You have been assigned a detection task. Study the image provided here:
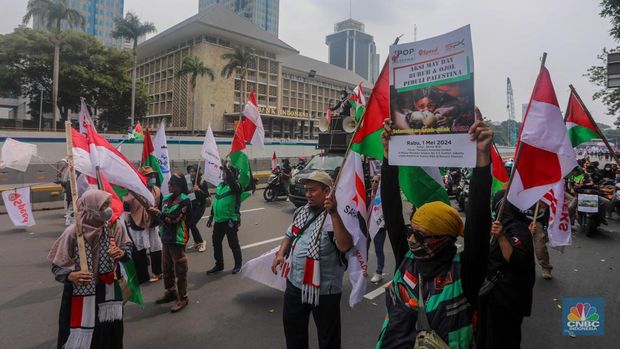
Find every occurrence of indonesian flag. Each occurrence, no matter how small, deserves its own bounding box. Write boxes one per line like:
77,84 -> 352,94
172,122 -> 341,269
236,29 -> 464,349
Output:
78,98 -> 94,135
541,181 -> 572,249
242,88 -> 265,148
334,151 -> 369,307
271,152 -> 277,171
72,124 -> 154,205
507,67 -> 577,210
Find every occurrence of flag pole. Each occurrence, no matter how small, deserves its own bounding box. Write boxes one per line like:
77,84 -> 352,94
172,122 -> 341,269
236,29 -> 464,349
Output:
568,84 -> 620,168
495,52 -> 547,223
65,121 -> 89,272
532,200 -> 541,226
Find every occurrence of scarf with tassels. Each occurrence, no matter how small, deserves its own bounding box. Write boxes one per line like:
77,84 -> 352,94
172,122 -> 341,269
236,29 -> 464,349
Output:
285,205 -> 327,306
65,228 -> 123,349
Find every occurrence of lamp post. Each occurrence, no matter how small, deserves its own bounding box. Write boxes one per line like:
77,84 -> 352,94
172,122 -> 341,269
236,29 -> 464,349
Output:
38,86 -> 44,132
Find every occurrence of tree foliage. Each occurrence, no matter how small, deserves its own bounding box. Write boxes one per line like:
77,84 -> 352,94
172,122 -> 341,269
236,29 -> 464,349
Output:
177,55 -> 215,89
112,12 -> 156,53
0,27 -> 149,130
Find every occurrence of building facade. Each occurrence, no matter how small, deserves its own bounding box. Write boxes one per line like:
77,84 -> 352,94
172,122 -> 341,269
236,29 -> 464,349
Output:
325,18 -> 380,83
199,0 -> 279,36
33,0 -> 124,49
136,5 -> 370,139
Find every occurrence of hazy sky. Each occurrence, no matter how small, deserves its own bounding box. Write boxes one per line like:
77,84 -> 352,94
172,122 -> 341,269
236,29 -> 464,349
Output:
2,0 -> 618,124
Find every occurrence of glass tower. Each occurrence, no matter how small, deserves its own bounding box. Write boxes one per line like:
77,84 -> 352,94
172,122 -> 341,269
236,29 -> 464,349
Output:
199,0 -> 279,36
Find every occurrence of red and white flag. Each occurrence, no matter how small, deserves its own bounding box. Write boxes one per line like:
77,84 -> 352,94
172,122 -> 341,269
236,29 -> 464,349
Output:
2,186 -> 36,227
78,98 -> 94,135
334,151 -> 369,307
507,67 -> 577,210
81,174 -> 124,223
541,181 -> 572,249
242,88 -> 265,148
353,82 -> 366,107
271,152 -> 278,171
72,125 -> 154,205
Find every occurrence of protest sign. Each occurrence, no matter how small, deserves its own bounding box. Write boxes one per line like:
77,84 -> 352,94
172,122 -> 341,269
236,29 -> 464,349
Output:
388,25 -> 476,167
2,187 -> 36,227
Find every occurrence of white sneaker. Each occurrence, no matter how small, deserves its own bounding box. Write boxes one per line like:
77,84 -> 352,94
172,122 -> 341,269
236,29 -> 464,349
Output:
198,241 -> 207,252
370,273 -> 384,284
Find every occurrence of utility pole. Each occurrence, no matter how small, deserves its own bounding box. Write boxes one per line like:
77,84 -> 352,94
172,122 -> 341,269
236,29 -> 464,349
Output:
38,87 -> 44,131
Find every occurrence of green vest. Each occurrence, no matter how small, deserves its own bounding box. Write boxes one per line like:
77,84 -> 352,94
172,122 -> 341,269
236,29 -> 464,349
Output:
212,184 -> 240,223
159,193 -> 189,245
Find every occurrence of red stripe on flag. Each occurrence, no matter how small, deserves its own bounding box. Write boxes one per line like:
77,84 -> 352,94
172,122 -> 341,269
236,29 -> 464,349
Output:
516,143 -> 562,189
491,144 -> 509,182
355,173 -> 366,208
141,128 -> 155,165
71,128 -> 89,152
70,296 -> 84,328
352,61 -> 389,144
303,258 -> 315,285
230,120 -> 247,154
242,119 -> 257,143
566,91 -> 599,133
531,67 -> 559,107
248,88 -> 258,107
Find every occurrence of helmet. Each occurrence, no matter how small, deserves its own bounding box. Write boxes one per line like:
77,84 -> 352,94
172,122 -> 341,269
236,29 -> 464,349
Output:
504,159 -> 514,171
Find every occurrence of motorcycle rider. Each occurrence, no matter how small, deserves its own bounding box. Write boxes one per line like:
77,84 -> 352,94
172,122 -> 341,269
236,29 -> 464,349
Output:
601,163 -> 615,181
281,159 -> 292,194
568,173 -> 611,225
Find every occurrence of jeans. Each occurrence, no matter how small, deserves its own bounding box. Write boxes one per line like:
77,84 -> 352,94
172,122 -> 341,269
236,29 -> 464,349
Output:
212,221 -> 242,268
282,281 -> 341,349
373,228 -> 386,274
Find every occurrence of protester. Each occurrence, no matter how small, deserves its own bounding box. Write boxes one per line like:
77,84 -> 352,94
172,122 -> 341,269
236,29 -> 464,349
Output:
206,164 -> 243,274
601,163 -> 615,181
271,170 -> 353,349
376,116 -> 492,348
122,166 -> 163,283
369,174 -> 386,284
525,201 -> 553,280
57,159 -> 74,226
49,189 -> 132,349
152,173 -> 191,313
186,164 -> 211,252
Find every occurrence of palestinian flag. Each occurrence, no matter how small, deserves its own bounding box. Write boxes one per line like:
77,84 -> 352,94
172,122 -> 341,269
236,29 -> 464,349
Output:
565,89 -> 602,147
140,128 -> 164,186
350,61 -> 389,160
399,166 -> 450,208
229,121 -> 252,201
491,143 -> 509,195
348,82 -> 366,122
128,122 -> 144,141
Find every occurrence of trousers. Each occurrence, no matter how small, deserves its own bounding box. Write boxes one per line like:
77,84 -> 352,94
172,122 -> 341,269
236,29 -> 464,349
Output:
162,243 -> 188,301
282,281 -> 342,349
532,222 -> 552,272
189,204 -> 207,243
212,221 -> 242,268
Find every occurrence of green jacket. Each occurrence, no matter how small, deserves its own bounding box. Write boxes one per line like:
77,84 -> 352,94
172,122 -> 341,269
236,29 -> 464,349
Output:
212,183 -> 241,223
159,193 -> 190,245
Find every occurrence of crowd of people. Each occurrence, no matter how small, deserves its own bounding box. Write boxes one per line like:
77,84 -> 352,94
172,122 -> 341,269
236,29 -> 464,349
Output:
47,115 -> 616,348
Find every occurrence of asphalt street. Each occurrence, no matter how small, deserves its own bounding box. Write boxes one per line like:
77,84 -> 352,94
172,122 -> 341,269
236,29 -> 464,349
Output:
0,193 -> 619,348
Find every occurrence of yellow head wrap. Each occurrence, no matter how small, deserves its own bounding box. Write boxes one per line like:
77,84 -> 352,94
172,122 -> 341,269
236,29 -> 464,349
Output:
411,201 -> 464,237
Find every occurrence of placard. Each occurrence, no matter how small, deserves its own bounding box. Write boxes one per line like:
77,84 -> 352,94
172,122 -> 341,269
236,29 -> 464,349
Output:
388,25 -> 476,167
577,194 -> 598,213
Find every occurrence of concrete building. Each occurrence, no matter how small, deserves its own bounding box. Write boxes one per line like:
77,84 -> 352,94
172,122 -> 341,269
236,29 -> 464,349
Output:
325,18 -> 380,83
136,5 -> 370,138
33,0 -> 124,49
199,0 -> 279,36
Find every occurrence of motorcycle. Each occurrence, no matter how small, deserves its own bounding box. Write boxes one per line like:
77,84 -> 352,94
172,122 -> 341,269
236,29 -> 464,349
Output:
291,162 -> 306,177
576,188 -> 602,237
263,168 -> 289,202
456,176 -> 469,212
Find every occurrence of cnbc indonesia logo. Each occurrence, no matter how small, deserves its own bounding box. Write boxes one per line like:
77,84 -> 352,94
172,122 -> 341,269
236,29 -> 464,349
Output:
563,298 -> 604,336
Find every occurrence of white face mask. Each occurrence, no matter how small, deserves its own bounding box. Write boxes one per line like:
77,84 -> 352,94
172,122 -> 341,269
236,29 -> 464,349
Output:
89,207 -> 113,224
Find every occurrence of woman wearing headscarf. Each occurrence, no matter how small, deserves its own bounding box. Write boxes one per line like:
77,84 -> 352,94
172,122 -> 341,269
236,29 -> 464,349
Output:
376,115 -> 492,348
49,189 -> 132,349
476,191 -> 535,349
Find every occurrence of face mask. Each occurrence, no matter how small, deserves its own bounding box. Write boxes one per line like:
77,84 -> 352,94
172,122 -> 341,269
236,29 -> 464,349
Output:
148,178 -> 156,187
408,235 -> 455,261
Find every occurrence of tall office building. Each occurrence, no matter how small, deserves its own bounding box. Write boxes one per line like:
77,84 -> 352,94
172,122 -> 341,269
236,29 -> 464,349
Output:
33,0 -> 124,49
199,0 -> 279,35
325,18 -> 380,83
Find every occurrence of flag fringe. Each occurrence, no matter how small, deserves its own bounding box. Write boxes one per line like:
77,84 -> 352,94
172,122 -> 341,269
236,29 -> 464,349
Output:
65,328 -> 94,349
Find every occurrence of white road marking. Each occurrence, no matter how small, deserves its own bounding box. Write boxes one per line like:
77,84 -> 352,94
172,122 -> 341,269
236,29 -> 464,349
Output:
201,207 -> 265,219
364,282 -> 391,300
241,236 -> 284,250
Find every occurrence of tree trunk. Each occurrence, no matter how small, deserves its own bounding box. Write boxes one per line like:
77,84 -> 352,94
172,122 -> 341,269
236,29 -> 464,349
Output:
53,42 -> 60,132
192,85 -> 197,134
130,42 -> 138,128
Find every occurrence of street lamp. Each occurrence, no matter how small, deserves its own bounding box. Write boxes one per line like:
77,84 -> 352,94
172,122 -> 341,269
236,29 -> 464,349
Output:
38,86 -> 44,132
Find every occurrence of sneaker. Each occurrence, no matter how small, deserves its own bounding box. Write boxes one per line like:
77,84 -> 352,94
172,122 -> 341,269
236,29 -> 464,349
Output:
186,243 -> 197,252
370,273 -> 384,284
170,298 -> 188,313
232,265 -> 242,274
206,265 -> 224,275
155,291 -> 177,304
542,270 -> 552,280
197,241 -> 207,252
149,274 -> 162,283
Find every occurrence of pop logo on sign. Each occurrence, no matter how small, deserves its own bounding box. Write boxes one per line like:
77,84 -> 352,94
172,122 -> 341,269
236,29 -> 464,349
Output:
563,298 -> 604,336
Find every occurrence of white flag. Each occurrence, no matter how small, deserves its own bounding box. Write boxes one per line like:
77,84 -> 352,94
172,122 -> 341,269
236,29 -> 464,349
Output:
201,124 -> 222,187
154,121 -> 172,196
241,246 -> 287,291
0,138 -> 37,172
541,181 -> 572,250
2,187 -> 36,227
334,151 -> 369,307
368,181 -> 385,240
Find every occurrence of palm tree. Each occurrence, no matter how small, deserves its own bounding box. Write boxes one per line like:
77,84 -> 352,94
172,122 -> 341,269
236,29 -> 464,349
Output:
23,0 -> 85,131
176,55 -> 215,134
221,46 -> 255,120
112,12 -> 156,128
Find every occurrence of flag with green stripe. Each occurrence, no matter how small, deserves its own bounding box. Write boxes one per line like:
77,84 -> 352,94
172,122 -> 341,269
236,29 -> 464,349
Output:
566,90 -> 601,147
229,121 -> 252,201
399,166 -> 450,208
491,143 -> 509,195
140,128 -> 164,186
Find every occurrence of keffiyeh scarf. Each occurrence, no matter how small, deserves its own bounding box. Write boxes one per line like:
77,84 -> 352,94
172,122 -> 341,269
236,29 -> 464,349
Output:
285,205 -> 327,306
